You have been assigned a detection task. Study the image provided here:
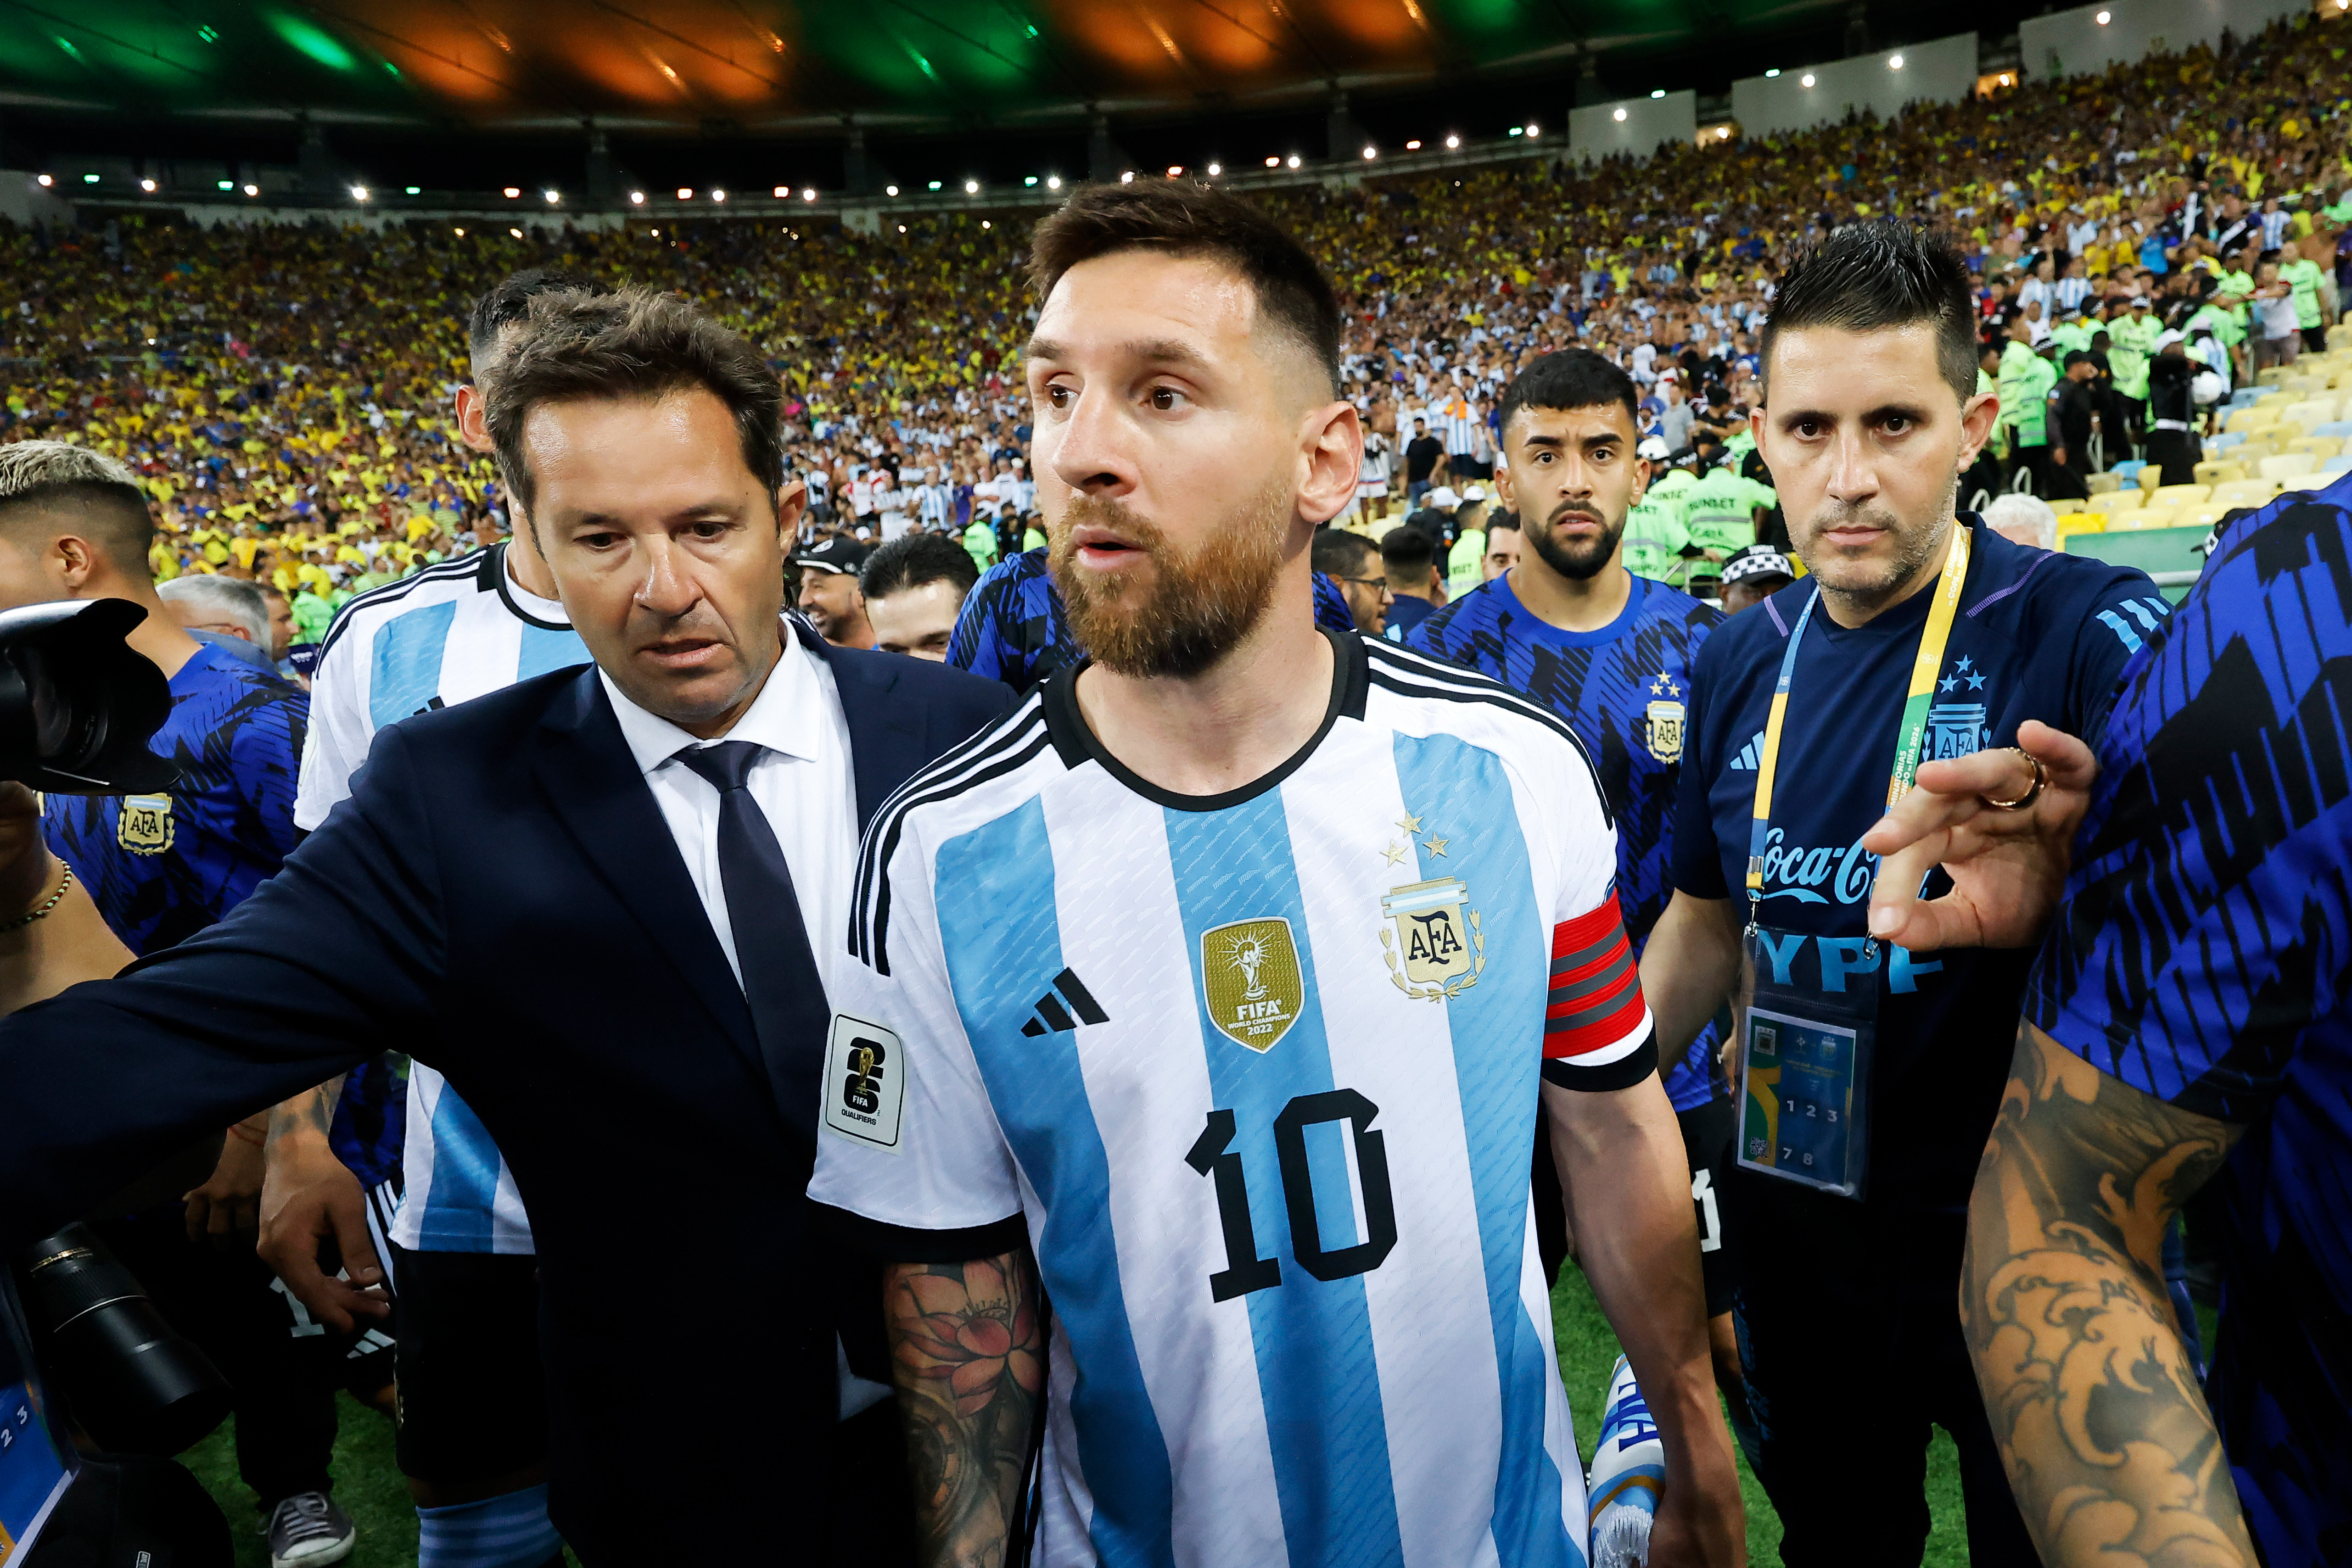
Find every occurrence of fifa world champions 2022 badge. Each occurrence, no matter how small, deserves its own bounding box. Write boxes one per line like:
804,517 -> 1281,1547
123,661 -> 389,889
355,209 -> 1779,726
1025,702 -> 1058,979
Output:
117,793 -> 175,855
1377,813 -> 1485,1001
1201,917 -> 1306,1053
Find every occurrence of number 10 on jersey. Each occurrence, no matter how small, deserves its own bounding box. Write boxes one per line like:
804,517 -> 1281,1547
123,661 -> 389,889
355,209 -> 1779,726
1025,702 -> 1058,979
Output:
1185,1089 -> 1400,1302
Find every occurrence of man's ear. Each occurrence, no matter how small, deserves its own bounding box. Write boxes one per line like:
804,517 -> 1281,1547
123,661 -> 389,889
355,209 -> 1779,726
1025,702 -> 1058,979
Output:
773,481 -> 808,544
51,535 -> 100,592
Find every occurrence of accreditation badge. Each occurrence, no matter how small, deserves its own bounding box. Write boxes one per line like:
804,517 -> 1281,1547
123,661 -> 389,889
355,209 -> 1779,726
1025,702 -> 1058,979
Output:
1735,925 -> 1878,1201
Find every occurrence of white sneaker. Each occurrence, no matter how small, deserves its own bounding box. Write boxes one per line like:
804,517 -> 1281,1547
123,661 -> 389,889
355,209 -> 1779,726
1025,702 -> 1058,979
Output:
266,1490 -> 356,1568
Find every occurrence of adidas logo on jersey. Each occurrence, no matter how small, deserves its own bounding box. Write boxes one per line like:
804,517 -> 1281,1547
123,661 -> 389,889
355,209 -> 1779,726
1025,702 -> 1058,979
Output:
1729,730 -> 1766,771
1021,967 -> 1110,1037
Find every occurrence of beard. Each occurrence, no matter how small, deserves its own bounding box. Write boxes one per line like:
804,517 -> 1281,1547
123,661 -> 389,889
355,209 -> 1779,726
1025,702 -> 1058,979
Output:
1047,480 -> 1292,679
1792,498 -> 1946,604
1524,499 -> 1625,582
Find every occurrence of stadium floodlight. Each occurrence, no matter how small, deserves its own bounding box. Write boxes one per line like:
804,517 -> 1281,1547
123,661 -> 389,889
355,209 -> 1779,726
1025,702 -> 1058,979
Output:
504,186 -> 521,198
509,227 -> 522,238
140,178 -> 157,193
1025,176 -> 1037,187
885,184 -> 899,196
2095,8 -> 2110,20
981,219 -> 991,229
1650,89 -> 1665,99
1888,53 -> 1903,69
711,189 -> 727,202
1406,140 -> 1422,151
1765,68 -> 1781,77
1265,156 -> 1279,167
1207,162 -> 1221,176
1525,123 -> 1540,136
214,179 -> 231,191
1445,134 -> 1460,149
82,174 -> 98,184
678,186 -> 694,200
405,185 -> 421,195
1801,73 -> 1816,87
1361,145 -> 1377,159
1508,127 -> 1522,136
898,224 -> 907,233
454,227 -> 465,236
243,184 -> 259,196
1121,171 -> 1134,183
1047,175 -> 1062,190
38,175 -> 53,188
775,185 -> 790,198
1287,154 -> 1301,168
543,190 -> 560,204
1613,107 -> 1628,122
803,188 -> 816,201
350,185 -> 369,201
928,180 -> 942,190
964,179 -> 979,193
630,190 -> 646,204
1168,165 -> 1183,177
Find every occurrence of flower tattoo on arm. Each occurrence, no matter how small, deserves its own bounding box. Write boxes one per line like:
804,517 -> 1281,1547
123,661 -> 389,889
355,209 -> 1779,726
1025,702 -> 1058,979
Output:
886,1250 -> 1044,1568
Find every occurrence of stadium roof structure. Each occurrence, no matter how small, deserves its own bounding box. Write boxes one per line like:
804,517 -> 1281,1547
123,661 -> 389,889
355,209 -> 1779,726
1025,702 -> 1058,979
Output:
1,0 -> 1985,134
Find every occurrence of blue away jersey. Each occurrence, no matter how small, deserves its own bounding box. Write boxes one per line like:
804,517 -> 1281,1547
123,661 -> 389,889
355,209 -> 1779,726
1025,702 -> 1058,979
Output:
1407,571 -> 1725,1110
948,546 -> 1359,690
2027,475 -> 2352,1565
1676,517 -> 2165,1205
44,640 -> 305,959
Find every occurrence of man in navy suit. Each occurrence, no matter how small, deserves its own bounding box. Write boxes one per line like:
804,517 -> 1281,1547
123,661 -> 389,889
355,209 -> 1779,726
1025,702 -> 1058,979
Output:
0,289 -> 1011,1563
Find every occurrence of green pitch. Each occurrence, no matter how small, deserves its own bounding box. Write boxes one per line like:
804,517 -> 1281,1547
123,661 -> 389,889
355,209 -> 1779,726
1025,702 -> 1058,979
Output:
183,1268 -> 1981,1566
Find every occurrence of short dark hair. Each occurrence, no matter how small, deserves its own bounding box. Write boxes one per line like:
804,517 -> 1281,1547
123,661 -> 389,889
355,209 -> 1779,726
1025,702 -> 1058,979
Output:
1379,525 -> 1436,577
1311,527 -> 1378,579
861,531 -> 979,602
0,441 -> 154,576
1488,509 -> 1520,534
467,267 -> 596,370
1028,182 -> 1342,394
1495,349 -> 1640,441
482,288 -> 784,519
1762,219 -> 1978,407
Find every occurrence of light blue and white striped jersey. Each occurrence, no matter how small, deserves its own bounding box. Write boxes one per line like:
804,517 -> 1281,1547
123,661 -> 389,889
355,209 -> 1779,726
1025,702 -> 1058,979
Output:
812,631 -> 1653,1568
296,543 -> 589,1255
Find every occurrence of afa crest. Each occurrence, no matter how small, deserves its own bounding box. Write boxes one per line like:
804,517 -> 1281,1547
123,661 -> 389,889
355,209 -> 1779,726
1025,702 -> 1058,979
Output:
1380,876 -> 1485,1001
118,793 -> 175,856
1201,918 -> 1305,1052
1644,700 -> 1685,763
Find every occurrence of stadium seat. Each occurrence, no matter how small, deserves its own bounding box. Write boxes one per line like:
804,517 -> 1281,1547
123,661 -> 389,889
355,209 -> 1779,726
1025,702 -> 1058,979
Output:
2135,465 -> 2164,491
2111,459 -> 2147,482
2086,488 -> 2144,513
2316,422 -> 2352,440
2289,436 -> 2343,460
2257,366 -> 2293,387
2206,430 -> 2247,454
2234,440 -> 2283,463
2194,460 -> 2248,486
2085,472 -> 2121,495
2261,453 -> 2320,482
2055,514 -> 2106,544
2324,454 -> 2352,475
2226,388 -> 2263,411
2282,399 -> 2339,429
2223,407 -> 2279,434
2045,497 -> 2087,515
2283,378 -> 2330,402
2108,508 -> 2180,532
2210,478 -> 2283,510
2149,484 -> 2212,508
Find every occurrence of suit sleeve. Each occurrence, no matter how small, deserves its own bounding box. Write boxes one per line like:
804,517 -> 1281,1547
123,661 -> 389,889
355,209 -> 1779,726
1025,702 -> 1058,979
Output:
0,724 -> 448,1252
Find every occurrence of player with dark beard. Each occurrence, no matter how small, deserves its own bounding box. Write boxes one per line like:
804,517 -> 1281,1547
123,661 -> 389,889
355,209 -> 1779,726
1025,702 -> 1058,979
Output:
1403,350 -> 1744,1456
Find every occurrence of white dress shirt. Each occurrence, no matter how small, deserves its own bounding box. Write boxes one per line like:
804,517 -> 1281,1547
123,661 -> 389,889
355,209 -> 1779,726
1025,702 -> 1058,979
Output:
599,627 -> 893,1418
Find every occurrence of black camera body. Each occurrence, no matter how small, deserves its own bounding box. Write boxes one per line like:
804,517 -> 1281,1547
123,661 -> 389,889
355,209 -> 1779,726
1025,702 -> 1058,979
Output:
0,599 -> 177,795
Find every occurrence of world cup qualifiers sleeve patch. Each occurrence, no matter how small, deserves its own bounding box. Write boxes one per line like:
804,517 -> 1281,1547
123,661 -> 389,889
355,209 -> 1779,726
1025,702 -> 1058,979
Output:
1542,892 -> 1659,1091
823,1014 -> 907,1151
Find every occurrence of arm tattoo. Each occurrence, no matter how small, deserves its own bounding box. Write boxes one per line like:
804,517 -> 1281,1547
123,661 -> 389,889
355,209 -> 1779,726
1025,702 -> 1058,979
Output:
1961,1021 -> 2257,1567
265,1077 -> 346,1153
886,1251 -> 1044,1568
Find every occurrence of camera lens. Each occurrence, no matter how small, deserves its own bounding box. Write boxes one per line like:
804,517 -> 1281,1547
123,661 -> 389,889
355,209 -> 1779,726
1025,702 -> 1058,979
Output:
10,647 -> 109,777
22,1227 -> 233,1456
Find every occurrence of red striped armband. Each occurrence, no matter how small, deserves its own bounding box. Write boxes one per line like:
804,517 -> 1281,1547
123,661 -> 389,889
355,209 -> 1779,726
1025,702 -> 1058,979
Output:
1544,893 -> 1652,1070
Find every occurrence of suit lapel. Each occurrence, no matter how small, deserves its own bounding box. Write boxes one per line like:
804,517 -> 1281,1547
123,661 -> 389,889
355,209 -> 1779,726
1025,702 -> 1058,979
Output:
530,669 -> 764,1078
803,623 -> 917,833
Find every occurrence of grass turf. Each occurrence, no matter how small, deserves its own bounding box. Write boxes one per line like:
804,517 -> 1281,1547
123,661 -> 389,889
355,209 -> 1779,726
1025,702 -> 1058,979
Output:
184,1270 -> 1985,1566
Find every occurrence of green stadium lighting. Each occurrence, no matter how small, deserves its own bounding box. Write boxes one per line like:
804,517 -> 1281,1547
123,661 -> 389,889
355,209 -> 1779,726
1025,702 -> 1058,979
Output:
1650,89 -> 1665,99
1025,176 -> 1037,186
270,14 -> 356,71
405,185 -> 421,195
1764,68 -> 1781,77
928,180 -> 942,191
217,179 -> 234,190
82,173 -> 98,184
198,24 -> 218,42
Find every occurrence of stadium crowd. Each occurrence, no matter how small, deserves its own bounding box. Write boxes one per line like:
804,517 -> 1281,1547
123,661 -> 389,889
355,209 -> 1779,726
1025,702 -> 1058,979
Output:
0,12 -> 2345,1568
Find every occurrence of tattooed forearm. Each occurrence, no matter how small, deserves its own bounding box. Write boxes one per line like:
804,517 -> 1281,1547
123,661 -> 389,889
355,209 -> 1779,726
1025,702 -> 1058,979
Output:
265,1078 -> 345,1153
1961,1021 -> 2256,1568
885,1250 -> 1043,1568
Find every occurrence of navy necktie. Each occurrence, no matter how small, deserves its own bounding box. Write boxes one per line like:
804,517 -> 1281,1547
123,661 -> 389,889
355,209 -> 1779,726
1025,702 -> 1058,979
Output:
675,740 -> 830,1142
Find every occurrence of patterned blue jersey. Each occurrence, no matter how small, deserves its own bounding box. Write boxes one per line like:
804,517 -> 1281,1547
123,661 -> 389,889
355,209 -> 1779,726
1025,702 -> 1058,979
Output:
43,640 -> 305,958
948,546 -> 1359,691
2027,476 -> 2352,1565
1407,572 -> 1725,1110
